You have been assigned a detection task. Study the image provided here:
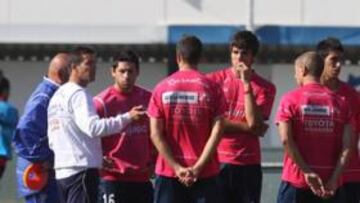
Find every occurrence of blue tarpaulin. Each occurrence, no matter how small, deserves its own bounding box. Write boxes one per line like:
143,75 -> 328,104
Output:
255,26 -> 360,46
168,25 -> 244,44
168,25 -> 360,46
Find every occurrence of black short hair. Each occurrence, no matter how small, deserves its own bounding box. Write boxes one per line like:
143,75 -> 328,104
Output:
176,35 -> 203,65
230,30 -> 260,56
70,46 -> 96,65
316,37 -> 344,60
0,76 -> 10,96
112,50 -> 140,71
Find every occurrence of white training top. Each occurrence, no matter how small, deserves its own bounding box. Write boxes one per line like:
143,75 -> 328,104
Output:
47,82 -> 131,179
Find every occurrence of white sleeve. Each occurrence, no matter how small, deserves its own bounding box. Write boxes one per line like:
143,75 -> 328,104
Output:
71,90 -> 131,138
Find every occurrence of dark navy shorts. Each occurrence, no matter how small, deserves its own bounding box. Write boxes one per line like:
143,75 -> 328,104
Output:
217,163 -> 262,203
154,175 -> 221,203
0,165 -> 5,179
0,157 -> 6,179
343,182 -> 360,203
57,168 -> 99,203
98,179 -> 153,203
277,181 -> 345,203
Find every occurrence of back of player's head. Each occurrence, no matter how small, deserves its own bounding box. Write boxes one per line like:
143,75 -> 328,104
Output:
296,51 -> 324,78
112,50 -> 140,71
69,46 -> 96,66
176,35 -> 203,65
316,37 -> 344,60
230,30 -> 260,56
0,70 -> 10,97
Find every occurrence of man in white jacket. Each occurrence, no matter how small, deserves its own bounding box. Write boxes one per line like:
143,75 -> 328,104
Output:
47,47 -> 145,203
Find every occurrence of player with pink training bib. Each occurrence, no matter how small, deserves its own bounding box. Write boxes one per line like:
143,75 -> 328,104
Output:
276,51 -> 353,203
148,35 -> 226,203
208,68 -> 275,165
94,50 -> 154,203
207,31 -> 276,203
317,37 -> 360,203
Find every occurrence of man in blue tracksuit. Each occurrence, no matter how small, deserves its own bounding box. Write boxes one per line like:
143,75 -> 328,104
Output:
0,72 -> 18,179
12,53 -> 71,203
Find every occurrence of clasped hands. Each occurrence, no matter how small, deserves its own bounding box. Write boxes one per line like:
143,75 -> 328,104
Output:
304,172 -> 337,199
174,165 -> 200,187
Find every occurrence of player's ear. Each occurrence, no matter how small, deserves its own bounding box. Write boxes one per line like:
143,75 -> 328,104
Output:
176,52 -> 183,65
301,65 -> 308,76
110,63 -> 117,77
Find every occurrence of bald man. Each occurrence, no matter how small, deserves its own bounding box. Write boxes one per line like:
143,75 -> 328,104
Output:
13,53 -> 71,203
276,52 -> 352,203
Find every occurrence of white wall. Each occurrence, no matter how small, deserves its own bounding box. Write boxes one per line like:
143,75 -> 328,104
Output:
256,0 -> 360,26
1,0 -> 360,43
0,0 -> 9,24
0,0 -> 167,43
2,0 -> 358,26
2,0 -> 163,25
165,0 -> 248,25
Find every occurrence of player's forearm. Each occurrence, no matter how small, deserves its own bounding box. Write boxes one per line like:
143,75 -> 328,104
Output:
243,83 -> 263,129
193,117 -> 224,173
224,119 -> 268,137
285,140 -> 312,174
74,91 -> 132,137
279,122 -> 312,173
223,119 -> 251,133
329,125 -> 353,182
150,118 -> 181,171
79,113 -> 132,137
150,133 -> 181,170
330,147 -> 351,184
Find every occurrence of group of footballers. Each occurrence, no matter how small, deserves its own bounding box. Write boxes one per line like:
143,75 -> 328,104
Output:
1,30 -> 359,203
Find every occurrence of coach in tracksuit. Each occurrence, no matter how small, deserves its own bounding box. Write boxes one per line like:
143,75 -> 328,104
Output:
12,53 -> 70,203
